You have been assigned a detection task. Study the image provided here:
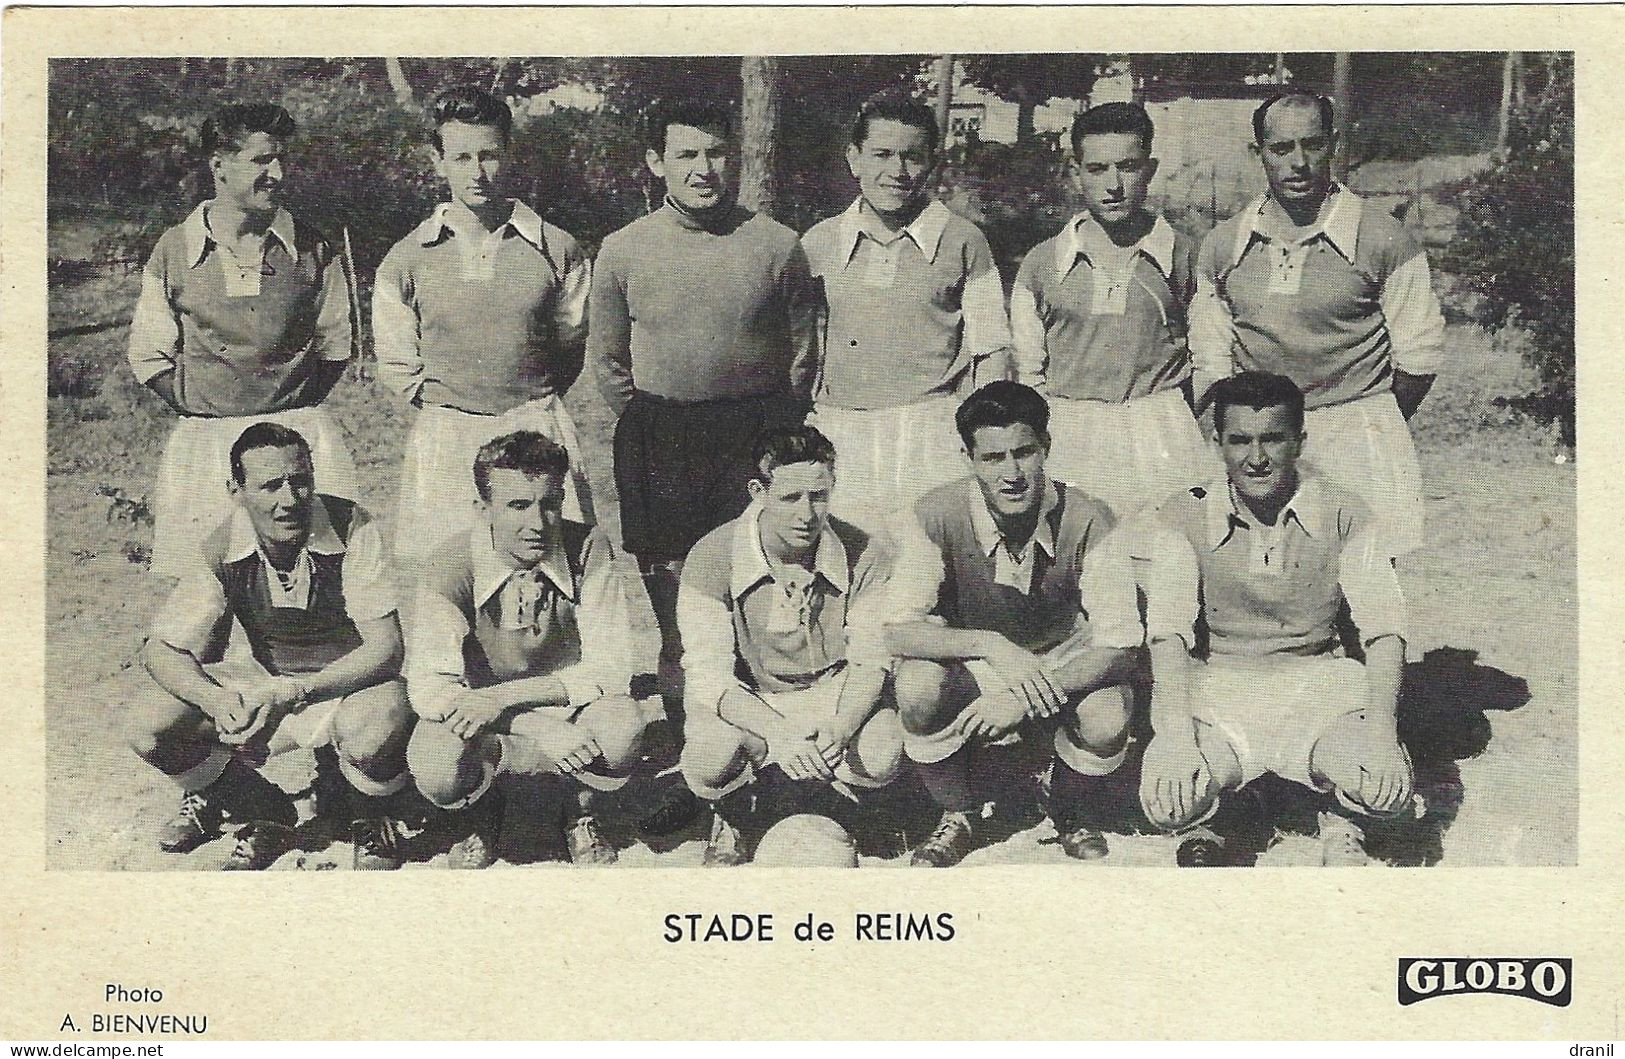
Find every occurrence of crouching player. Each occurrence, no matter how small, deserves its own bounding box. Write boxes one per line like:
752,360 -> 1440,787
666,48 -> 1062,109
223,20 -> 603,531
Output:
678,426 -> 904,866
405,431 -> 661,868
125,423 -> 415,870
886,382 -> 1145,866
1132,372 -> 1413,866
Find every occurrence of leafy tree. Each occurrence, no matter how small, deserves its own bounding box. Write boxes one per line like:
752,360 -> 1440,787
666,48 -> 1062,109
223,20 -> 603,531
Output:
1446,53 -> 1573,445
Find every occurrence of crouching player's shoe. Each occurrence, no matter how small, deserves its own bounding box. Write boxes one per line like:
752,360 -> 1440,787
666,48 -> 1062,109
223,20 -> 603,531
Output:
702,811 -> 751,867
158,788 -> 226,854
565,811 -> 618,866
351,813 -> 407,871
911,810 -> 977,867
222,821 -> 297,871
162,757 -> 297,856
447,789 -> 505,870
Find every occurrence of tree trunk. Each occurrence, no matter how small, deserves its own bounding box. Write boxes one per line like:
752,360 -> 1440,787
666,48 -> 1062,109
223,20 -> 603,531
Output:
1497,52 -> 1518,155
1332,52 -> 1353,182
384,58 -> 415,108
934,55 -> 955,142
739,56 -> 783,217
1015,99 -> 1037,145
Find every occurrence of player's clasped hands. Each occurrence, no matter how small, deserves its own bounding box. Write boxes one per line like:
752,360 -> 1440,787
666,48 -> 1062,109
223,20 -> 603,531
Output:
767,717 -> 839,783
983,639 -> 1066,720
215,677 -> 303,747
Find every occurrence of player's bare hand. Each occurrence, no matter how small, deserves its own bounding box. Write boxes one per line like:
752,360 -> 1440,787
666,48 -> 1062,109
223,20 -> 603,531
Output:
960,690 -> 1027,742
446,688 -> 506,740
1356,743 -> 1413,816
984,640 -> 1065,717
1139,732 -> 1214,831
768,725 -> 836,783
532,724 -> 602,776
210,690 -> 253,737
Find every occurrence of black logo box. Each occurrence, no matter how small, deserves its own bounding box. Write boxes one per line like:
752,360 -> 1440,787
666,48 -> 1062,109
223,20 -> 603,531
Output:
1398,958 -> 1572,1007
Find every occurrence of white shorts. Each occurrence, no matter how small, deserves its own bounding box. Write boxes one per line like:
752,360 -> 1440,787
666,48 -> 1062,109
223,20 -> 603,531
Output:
394,398 -> 593,565
1192,654 -> 1369,790
812,398 -> 966,536
1302,394 -> 1424,557
204,659 -> 347,752
151,406 -> 358,578
1046,389 -> 1222,519
685,672 -> 896,795
904,641 -> 1131,774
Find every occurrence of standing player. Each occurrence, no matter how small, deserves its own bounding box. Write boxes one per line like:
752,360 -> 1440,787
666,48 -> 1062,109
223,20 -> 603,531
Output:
374,86 -> 594,569
802,92 -> 1012,535
886,382 -> 1145,866
589,99 -> 819,693
1010,102 -> 1217,517
1132,372 -> 1414,866
1189,91 -> 1445,557
677,426 -> 903,866
405,432 -> 659,868
128,103 -> 358,579
124,424 -> 414,870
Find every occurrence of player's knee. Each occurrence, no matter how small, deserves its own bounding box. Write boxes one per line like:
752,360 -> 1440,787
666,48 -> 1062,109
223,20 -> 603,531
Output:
333,680 -> 415,762
123,686 -> 203,759
406,723 -> 473,807
582,696 -> 649,772
892,660 -> 955,735
848,710 -> 905,786
1070,685 -> 1133,755
680,727 -> 747,800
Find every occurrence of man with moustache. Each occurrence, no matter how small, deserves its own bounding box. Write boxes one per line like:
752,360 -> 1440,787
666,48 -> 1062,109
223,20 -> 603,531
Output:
128,103 -> 358,579
1130,372 -> 1414,866
801,91 -> 1012,535
885,382 -> 1145,866
375,86 -> 595,570
124,424 -> 414,870
405,431 -> 659,868
1011,102 -> 1218,517
589,98 -> 819,701
677,426 -> 903,866
1188,91 -> 1445,557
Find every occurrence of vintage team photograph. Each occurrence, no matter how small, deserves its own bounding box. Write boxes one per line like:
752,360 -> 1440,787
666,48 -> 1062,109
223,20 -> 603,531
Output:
43,51 -> 1575,872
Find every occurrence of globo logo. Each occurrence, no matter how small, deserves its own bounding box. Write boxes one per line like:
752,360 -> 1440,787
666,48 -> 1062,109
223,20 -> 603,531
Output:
1398,958 -> 1571,1007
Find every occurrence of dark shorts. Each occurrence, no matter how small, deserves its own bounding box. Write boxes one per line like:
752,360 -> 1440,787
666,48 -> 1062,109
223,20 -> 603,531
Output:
614,391 -> 808,563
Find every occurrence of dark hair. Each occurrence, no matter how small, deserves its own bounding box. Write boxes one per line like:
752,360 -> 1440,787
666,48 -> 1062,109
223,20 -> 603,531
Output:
750,425 -> 837,484
1069,101 -> 1154,157
850,90 -> 939,152
472,430 -> 570,503
1209,371 -> 1306,435
229,422 -> 311,484
201,103 -> 296,156
955,381 -> 1051,450
430,85 -> 513,153
1251,91 -> 1335,144
646,98 -> 734,153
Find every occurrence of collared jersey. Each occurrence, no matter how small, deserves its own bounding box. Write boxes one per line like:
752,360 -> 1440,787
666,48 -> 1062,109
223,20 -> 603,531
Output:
1188,186 -> 1446,410
888,477 -> 1142,654
802,198 -> 1011,410
373,199 -> 591,415
152,496 -> 395,676
406,521 -> 633,721
1012,212 -> 1198,403
127,202 -> 354,417
1132,471 -> 1407,658
677,506 -> 894,717
589,202 -> 819,416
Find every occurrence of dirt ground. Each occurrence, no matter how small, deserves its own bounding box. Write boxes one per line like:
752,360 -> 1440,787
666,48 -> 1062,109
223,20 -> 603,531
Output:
43,270 -> 1576,870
